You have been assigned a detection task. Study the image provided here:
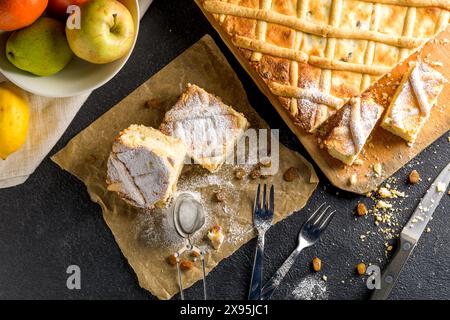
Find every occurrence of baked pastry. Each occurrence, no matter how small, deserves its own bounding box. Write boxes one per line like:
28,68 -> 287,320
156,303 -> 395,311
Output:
197,0 -> 449,132
381,61 -> 447,144
324,96 -> 383,165
160,84 -> 250,173
106,125 -> 187,209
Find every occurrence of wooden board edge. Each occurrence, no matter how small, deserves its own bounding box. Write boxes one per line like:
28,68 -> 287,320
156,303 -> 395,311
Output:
195,1 -> 450,194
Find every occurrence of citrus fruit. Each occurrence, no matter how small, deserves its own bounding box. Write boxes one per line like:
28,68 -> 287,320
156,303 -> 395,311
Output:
0,0 -> 48,31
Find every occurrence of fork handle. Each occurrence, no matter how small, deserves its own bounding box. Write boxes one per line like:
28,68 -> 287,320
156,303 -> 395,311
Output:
259,247 -> 302,300
248,233 -> 265,300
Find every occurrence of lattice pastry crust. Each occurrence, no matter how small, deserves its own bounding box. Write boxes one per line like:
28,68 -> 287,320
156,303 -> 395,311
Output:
199,0 -> 449,132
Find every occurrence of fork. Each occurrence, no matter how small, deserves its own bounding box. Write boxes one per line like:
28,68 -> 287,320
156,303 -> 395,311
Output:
248,184 -> 274,300
259,203 -> 336,300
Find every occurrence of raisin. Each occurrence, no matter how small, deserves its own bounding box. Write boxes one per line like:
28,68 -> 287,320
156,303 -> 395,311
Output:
283,167 -> 298,182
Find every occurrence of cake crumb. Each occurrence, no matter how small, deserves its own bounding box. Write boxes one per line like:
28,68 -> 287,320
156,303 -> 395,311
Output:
213,190 -> 227,202
436,182 -> 446,193
373,163 -> 382,176
234,167 -> 246,180
349,174 -> 357,186
250,166 -> 261,180
378,187 -> 392,198
376,200 -> 392,209
207,225 -> 225,250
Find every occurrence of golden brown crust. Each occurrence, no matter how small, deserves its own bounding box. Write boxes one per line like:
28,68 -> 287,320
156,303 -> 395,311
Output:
198,0 -> 449,132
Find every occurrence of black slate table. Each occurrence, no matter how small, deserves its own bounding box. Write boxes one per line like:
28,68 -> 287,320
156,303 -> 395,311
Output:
0,0 -> 449,300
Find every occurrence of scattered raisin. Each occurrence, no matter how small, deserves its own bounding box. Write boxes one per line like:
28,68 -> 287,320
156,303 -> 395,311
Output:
167,254 -> 177,266
180,260 -> 193,271
283,167 -> 298,182
190,251 -> 201,258
408,170 -> 420,184
234,167 -> 246,180
356,203 -> 368,216
312,257 -> 322,272
356,263 -> 366,276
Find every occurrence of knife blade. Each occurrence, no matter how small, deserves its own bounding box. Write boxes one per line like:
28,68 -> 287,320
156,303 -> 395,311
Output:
371,162 -> 450,300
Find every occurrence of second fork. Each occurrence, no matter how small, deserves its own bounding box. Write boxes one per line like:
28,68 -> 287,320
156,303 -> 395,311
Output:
259,203 -> 336,300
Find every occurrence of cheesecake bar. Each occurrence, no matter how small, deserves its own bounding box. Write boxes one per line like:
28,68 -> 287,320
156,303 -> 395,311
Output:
325,97 -> 384,165
381,61 -> 447,144
107,125 -> 187,209
160,84 -> 250,173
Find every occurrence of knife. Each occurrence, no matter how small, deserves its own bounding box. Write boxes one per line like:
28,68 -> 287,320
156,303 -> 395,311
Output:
370,162 -> 450,300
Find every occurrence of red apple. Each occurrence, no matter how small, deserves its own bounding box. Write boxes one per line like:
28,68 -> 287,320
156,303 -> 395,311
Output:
48,0 -> 89,18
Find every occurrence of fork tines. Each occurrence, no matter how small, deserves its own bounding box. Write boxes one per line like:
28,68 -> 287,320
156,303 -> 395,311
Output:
254,184 -> 274,213
307,203 -> 336,231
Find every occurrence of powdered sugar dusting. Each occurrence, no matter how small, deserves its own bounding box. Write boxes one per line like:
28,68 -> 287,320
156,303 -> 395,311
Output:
160,84 -> 248,167
136,164 -> 255,251
349,98 -> 365,151
388,61 -> 446,132
291,275 -> 328,300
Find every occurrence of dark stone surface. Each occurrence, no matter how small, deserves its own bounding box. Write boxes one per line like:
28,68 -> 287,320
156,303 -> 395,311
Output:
0,0 -> 449,300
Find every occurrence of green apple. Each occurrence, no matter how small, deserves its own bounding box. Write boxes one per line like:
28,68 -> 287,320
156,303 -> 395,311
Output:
66,0 -> 135,64
6,17 -> 73,77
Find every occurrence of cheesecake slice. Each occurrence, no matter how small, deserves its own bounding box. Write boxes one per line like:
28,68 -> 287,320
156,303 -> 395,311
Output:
381,61 -> 447,144
160,84 -> 249,173
325,97 -> 384,166
107,125 -> 187,209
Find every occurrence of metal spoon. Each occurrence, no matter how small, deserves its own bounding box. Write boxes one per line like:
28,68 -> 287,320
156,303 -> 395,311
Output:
173,193 -> 205,239
171,193 -> 207,300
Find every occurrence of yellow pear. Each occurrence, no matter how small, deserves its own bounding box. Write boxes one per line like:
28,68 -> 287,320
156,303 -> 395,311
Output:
0,83 -> 30,160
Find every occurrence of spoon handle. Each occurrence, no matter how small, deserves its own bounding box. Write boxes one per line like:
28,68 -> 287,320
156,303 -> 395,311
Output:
201,254 -> 207,300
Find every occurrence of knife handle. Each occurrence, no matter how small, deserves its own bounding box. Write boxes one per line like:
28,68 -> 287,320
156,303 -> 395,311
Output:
370,237 -> 416,300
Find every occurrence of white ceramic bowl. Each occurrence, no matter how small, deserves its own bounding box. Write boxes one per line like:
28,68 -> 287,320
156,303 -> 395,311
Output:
0,0 -> 139,98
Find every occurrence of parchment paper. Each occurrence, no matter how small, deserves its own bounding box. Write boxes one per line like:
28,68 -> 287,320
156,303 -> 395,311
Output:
52,35 -> 319,300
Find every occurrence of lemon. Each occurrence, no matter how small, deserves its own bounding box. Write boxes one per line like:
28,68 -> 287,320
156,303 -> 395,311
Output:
0,83 -> 30,160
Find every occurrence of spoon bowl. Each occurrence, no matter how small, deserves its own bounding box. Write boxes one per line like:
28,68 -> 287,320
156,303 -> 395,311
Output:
172,193 -> 205,239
